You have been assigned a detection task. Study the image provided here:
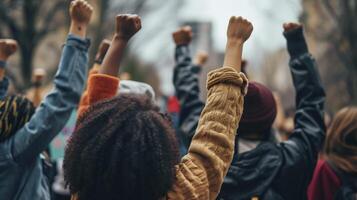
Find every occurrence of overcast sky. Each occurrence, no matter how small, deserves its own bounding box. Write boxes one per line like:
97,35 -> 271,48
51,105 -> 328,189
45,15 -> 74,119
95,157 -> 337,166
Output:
129,0 -> 302,94
180,0 -> 302,61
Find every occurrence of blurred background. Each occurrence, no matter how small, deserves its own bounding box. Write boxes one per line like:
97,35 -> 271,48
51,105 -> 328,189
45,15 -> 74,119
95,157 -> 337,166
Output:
0,0 -> 356,114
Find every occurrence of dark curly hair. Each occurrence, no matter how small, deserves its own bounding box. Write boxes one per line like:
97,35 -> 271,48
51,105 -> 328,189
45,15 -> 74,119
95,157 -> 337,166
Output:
63,94 -> 180,200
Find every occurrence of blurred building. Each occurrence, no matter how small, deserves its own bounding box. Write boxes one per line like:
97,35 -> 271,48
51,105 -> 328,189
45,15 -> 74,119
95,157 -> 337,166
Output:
180,21 -> 223,99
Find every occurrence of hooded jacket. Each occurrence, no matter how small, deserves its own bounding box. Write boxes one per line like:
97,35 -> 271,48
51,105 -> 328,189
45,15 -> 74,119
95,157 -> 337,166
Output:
173,27 -> 326,200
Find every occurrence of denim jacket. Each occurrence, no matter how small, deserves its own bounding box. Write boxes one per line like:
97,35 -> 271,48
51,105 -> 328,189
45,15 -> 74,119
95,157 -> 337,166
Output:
0,60 -> 9,100
0,35 -> 89,200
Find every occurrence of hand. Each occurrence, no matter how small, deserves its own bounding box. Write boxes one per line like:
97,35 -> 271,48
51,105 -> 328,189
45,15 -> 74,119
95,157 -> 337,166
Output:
70,0 -> 93,25
283,22 -> 302,33
95,39 -> 111,63
172,26 -> 192,45
226,16 -> 253,43
33,68 -> 46,83
194,51 -> 208,66
0,39 -> 18,60
115,14 -> 142,41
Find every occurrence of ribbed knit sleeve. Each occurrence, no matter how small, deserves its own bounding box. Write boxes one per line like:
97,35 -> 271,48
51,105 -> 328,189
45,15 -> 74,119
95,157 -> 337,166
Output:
167,67 -> 248,200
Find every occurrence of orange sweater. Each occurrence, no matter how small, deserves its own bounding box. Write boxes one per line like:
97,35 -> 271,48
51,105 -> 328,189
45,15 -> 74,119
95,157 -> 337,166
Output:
73,66 -> 248,200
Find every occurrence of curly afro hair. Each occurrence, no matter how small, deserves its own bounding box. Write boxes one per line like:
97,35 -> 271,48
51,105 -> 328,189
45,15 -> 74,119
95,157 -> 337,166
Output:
63,94 -> 180,200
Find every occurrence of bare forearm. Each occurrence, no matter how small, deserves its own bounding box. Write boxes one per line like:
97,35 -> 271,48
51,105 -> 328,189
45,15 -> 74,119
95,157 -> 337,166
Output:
223,40 -> 243,72
69,22 -> 87,39
99,35 -> 128,77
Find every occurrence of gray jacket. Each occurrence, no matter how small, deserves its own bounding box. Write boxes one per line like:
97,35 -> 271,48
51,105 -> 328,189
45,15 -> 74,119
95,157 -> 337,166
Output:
0,35 -> 89,200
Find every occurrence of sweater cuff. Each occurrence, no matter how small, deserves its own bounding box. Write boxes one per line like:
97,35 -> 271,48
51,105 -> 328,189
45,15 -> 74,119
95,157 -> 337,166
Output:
88,74 -> 119,105
283,27 -> 308,58
207,67 -> 248,95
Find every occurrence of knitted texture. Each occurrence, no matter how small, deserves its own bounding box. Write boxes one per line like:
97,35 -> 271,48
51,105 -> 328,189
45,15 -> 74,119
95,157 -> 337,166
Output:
167,67 -> 248,200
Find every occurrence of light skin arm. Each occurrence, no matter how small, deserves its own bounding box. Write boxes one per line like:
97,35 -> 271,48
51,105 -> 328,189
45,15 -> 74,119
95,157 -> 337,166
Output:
223,17 -> 253,72
169,16 -> 253,200
68,0 -> 93,39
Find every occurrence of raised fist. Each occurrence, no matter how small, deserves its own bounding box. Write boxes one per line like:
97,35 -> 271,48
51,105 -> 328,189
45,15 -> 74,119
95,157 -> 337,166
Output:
70,0 -> 93,25
33,68 -> 46,83
172,26 -> 192,46
0,39 -> 18,60
283,22 -> 302,33
115,14 -> 142,41
194,51 -> 209,66
227,16 -> 253,43
95,39 -> 111,63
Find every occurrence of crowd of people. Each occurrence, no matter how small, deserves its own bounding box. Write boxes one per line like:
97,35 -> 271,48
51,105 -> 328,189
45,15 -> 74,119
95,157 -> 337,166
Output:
0,0 -> 356,199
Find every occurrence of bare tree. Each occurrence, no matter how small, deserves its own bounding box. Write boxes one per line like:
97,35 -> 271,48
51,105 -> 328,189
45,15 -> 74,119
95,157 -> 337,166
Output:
0,0 -> 69,90
307,0 -> 357,104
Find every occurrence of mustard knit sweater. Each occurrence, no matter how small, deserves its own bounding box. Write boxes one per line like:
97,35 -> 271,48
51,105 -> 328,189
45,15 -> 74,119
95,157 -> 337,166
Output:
73,66 -> 248,200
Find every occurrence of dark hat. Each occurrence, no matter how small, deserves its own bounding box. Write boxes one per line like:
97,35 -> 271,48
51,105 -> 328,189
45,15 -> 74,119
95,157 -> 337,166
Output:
238,82 -> 277,139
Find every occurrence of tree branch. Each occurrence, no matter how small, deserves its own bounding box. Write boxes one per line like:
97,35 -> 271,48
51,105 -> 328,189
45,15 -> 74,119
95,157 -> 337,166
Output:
35,1 -> 67,43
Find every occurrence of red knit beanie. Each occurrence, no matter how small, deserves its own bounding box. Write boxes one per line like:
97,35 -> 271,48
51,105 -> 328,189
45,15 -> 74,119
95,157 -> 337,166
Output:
238,82 -> 277,139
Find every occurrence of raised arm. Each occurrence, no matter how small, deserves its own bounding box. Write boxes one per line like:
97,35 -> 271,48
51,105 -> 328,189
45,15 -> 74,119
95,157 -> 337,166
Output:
5,0 -> 93,164
77,39 -> 111,117
77,14 -> 141,117
168,16 -> 252,200
275,23 -> 326,198
0,39 -> 17,99
172,26 -> 205,147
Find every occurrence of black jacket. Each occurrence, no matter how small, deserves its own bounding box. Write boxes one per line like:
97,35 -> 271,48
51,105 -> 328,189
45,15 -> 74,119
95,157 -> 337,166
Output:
173,27 -> 326,200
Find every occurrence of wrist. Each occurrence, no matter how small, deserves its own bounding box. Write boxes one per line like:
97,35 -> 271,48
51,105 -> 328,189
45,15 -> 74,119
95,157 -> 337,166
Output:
113,34 -> 131,43
0,55 -> 8,61
283,27 -> 308,58
69,21 -> 88,38
227,38 -> 244,46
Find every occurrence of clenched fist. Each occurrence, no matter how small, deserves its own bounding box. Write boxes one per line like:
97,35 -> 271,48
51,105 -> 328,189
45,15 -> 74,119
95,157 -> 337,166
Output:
194,51 -> 209,66
70,0 -> 93,25
283,22 -> 302,33
115,14 -> 142,41
227,16 -> 253,43
33,68 -> 46,84
0,39 -> 18,60
172,26 -> 192,46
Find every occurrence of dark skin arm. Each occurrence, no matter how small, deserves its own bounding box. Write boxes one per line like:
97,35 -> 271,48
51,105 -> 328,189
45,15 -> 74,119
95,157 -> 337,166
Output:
100,14 -> 141,77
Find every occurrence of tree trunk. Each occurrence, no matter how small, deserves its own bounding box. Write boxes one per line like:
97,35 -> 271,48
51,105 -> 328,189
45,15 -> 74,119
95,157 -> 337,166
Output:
19,46 -> 34,91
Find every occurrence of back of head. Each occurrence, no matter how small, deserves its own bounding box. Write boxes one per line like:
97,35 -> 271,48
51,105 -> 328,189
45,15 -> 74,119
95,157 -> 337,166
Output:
0,95 -> 35,142
64,94 -> 179,200
237,82 -> 277,140
325,106 -> 357,174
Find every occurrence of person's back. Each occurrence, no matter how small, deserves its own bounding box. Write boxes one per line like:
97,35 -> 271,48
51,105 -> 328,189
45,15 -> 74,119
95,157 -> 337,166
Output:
172,23 -> 326,200
64,15 -> 253,200
219,23 -> 326,200
308,107 -> 357,200
0,1 -> 92,199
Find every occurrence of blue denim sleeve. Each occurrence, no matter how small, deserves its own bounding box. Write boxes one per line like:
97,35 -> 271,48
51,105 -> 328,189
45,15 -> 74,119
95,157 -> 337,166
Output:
0,61 -> 9,100
7,35 -> 90,164
0,77 -> 9,100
